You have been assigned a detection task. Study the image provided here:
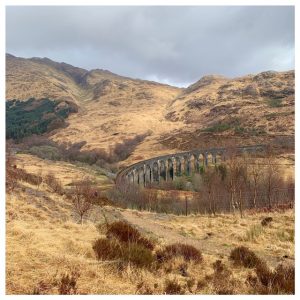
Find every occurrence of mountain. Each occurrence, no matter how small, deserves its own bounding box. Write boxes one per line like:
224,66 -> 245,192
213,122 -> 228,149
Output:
6,54 -> 294,165
6,53 -> 180,103
161,71 -> 294,152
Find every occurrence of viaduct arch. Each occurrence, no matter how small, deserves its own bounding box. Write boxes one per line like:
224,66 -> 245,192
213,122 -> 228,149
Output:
116,145 -> 265,186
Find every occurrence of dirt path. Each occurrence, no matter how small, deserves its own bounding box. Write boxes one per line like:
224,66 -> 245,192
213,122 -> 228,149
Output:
119,209 -> 231,259
115,209 -> 293,268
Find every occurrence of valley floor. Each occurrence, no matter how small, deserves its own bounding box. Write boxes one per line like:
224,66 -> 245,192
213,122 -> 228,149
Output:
6,177 -> 294,294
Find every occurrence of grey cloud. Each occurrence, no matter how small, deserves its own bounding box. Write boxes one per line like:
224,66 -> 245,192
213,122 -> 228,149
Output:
6,6 -> 294,87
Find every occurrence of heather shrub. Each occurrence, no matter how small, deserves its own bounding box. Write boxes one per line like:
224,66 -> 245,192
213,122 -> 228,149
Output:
164,279 -> 184,295
93,238 -> 122,260
58,270 -> 80,295
106,221 -> 140,242
255,261 -> 274,287
213,259 -> 229,274
261,217 -> 273,227
255,263 -> 295,294
212,260 -> 235,295
92,238 -> 154,268
272,264 -> 295,294
32,281 -> 53,295
106,221 -> 155,250
229,246 -> 262,268
156,243 -> 202,264
124,243 -> 155,268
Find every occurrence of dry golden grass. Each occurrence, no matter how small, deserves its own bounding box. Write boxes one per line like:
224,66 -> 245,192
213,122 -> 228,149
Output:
6,183 -> 135,294
6,174 -> 294,294
117,207 -> 294,268
6,55 -> 83,103
15,153 -> 113,190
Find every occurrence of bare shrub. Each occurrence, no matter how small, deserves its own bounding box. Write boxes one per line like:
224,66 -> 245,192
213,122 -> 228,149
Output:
156,243 -> 202,264
45,173 -> 63,194
229,246 -> 262,268
141,189 -> 159,211
108,182 -> 144,209
6,143 -> 43,191
18,169 -> 43,186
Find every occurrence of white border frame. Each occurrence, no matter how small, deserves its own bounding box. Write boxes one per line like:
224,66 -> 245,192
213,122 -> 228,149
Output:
0,1 -> 297,299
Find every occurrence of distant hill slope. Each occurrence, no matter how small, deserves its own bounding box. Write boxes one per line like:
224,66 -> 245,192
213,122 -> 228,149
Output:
167,71 -> 294,133
6,54 -> 294,164
6,54 -> 84,103
160,71 -> 294,153
6,53 -> 180,103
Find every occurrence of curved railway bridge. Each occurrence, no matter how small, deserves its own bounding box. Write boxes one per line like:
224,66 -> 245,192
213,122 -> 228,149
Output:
116,144 -> 266,187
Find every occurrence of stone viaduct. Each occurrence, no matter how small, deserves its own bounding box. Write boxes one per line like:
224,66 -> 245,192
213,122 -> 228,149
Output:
116,145 -> 266,186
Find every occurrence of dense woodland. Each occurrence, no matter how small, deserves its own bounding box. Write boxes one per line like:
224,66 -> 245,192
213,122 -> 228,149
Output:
6,98 -> 78,140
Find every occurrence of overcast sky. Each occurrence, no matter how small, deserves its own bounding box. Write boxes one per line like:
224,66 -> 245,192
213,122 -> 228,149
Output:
6,6 -> 294,87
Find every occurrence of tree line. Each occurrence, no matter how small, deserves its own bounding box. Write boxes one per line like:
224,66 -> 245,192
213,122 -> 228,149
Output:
111,146 -> 294,217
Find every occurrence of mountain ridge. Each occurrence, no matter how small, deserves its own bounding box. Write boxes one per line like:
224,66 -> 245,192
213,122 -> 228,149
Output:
6,54 -> 294,165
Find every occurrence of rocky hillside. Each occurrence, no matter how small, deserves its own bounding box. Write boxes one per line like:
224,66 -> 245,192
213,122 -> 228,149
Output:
168,71 -> 294,132
6,54 -> 294,164
160,71 -> 294,153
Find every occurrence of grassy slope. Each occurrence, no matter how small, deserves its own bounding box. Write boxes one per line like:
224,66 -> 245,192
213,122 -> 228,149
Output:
6,158 -> 294,294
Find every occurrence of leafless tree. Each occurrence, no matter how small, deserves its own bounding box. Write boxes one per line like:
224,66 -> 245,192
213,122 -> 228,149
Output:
202,167 -> 222,216
70,178 -> 94,224
236,163 -> 248,218
264,153 -> 281,209
224,147 -> 240,213
142,188 -> 158,211
223,145 -> 250,216
247,156 -> 263,208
